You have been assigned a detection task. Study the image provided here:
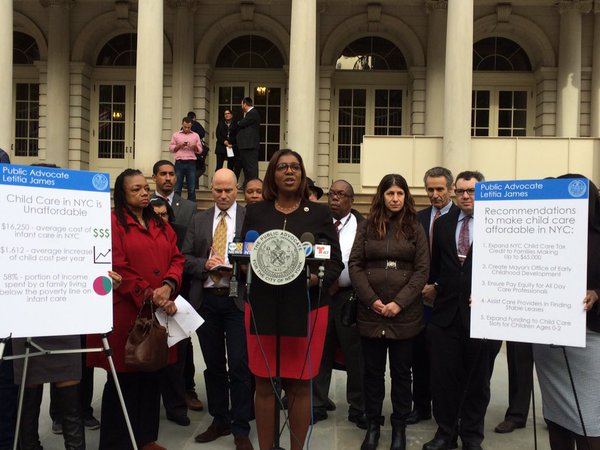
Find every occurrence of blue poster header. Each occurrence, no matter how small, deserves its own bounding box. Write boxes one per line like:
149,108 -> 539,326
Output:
475,178 -> 589,201
0,164 -> 110,193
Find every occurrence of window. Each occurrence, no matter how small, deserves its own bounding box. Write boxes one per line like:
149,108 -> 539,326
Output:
336,37 -> 406,71
13,32 -> 39,64
472,37 -> 532,136
97,33 -> 137,66
98,85 -> 127,159
14,83 -> 39,157
216,35 -> 284,68
338,89 -> 366,163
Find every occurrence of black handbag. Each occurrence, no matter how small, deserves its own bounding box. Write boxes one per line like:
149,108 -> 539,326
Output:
124,293 -> 169,372
341,290 -> 358,327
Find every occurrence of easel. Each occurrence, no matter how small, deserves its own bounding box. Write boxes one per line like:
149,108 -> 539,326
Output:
0,332 -> 138,450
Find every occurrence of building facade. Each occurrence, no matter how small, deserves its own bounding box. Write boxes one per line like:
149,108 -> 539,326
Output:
3,0 -> 600,191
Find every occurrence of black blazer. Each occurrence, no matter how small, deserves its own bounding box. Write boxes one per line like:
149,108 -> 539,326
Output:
182,204 -> 246,311
417,203 -> 459,242
429,207 -> 473,329
215,120 -> 239,155
237,108 -> 261,150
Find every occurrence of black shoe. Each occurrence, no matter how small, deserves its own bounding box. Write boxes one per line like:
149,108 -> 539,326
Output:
361,422 -> 381,450
349,412 -> 368,430
406,409 -> 431,425
390,422 -> 406,450
56,384 -> 85,450
167,414 -> 191,426
326,397 -> 336,411
312,409 -> 328,423
423,437 -> 451,450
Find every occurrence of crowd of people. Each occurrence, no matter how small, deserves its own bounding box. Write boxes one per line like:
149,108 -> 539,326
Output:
0,139 -> 599,450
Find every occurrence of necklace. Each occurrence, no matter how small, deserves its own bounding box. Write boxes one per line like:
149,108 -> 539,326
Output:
275,200 -> 300,213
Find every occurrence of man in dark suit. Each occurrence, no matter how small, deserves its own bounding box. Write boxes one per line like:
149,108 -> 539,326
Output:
423,171 -> 501,450
410,167 -> 457,426
236,97 -> 261,185
152,160 -> 197,228
312,179 -> 367,428
182,169 -> 253,450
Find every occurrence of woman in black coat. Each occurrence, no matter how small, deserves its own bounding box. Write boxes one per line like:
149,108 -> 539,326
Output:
215,109 -> 239,173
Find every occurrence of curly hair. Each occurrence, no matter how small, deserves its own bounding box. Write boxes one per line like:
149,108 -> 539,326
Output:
367,173 -> 418,241
113,169 -> 164,232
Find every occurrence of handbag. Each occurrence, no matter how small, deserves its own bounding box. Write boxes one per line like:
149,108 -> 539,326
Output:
341,289 -> 358,327
124,292 -> 169,372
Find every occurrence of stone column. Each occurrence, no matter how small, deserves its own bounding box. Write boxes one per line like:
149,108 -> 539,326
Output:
0,0 -> 12,154
556,1 -> 590,137
287,0 -> 317,175
169,0 -> 196,133
592,2 -> 600,137
43,0 -> 72,168
425,0 -> 447,136
442,0 -> 473,172
135,0 -> 164,175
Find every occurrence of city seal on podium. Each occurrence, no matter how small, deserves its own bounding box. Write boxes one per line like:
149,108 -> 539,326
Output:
250,229 -> 306,286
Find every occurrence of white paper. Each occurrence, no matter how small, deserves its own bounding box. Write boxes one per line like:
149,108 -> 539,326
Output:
226,146 -> 234,158
155,296 -> 204,347
471,178 -> 588,347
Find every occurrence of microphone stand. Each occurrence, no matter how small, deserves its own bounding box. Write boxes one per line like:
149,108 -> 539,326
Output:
272,283 -> 284,450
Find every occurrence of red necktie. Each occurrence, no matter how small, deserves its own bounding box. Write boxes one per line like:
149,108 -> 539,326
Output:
458,216 -> 471,265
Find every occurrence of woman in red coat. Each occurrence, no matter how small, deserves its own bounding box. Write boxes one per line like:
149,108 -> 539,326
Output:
88,169 -> 184,450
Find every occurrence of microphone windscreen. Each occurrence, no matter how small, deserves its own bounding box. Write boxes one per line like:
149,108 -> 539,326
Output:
245,230 -> 259,243
300,232 -> 315,244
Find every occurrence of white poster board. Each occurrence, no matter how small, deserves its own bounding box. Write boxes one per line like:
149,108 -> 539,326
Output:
0,164 -> 113,338
471,178 -> 588,347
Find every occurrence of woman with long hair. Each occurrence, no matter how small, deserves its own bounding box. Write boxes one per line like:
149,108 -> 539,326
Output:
88,169 -> 184,450
349,174 -> 429,450
241,149 -> 343,450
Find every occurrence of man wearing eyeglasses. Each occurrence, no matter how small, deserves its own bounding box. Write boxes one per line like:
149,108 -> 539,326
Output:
423,171 -> 501,450
312,180 -> 367,428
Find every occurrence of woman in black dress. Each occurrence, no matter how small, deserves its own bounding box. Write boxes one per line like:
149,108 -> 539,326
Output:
241,149 -> 343,450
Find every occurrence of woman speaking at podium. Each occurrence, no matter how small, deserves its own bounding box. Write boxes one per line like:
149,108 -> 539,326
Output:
241,149 -> 343,450
88,169 -> 184,450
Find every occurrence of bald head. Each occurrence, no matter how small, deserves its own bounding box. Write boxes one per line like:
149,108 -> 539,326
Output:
212,168 -> 238,211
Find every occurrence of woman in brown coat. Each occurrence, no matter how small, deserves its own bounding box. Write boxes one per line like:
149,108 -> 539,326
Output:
349,173 -> 429,450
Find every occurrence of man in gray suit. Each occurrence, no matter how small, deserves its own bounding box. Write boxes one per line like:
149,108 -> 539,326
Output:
236,97 -> 261,185
182,169 -> 253,450
152,160 -> 197,228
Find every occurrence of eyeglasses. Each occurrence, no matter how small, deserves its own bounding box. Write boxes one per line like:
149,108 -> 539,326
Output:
455,188 -> 476,196
155,211 -> 169,218
275,162 -> 302,173
327,190 -> 351,199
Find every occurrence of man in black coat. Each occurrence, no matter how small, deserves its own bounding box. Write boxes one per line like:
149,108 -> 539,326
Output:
236,97 -> 261,185
312,180 -> 367,429
423,171 -> 501,450
409,167 -> 458,426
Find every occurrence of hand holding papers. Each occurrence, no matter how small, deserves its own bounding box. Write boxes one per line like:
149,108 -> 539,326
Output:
155,296 -> 204,347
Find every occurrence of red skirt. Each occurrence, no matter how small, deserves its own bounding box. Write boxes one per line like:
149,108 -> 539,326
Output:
245,305 -> 328,380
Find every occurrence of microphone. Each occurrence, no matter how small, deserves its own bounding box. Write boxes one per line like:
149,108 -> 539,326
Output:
228,236 -> 243,298
244,230 -> 259,296
243,230 -> 259,256
300,232 -> 315,258
314,238 -> 331,260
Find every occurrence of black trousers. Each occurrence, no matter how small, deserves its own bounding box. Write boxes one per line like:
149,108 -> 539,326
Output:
429,317 -> 501,446
238,147 -> 259,185
313,288 -> 364,416
160,339 -> 189,418
410,321 -> 431,413
215,153 -> 237,172
99,371 -> 161,450
503,341 -> 533,424
361,336 -> 413,425
0,341 -> 18,450
196,293 -> 252,436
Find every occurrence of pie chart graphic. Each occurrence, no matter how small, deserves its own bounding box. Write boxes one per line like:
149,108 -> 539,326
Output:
93,276 -> 113,296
